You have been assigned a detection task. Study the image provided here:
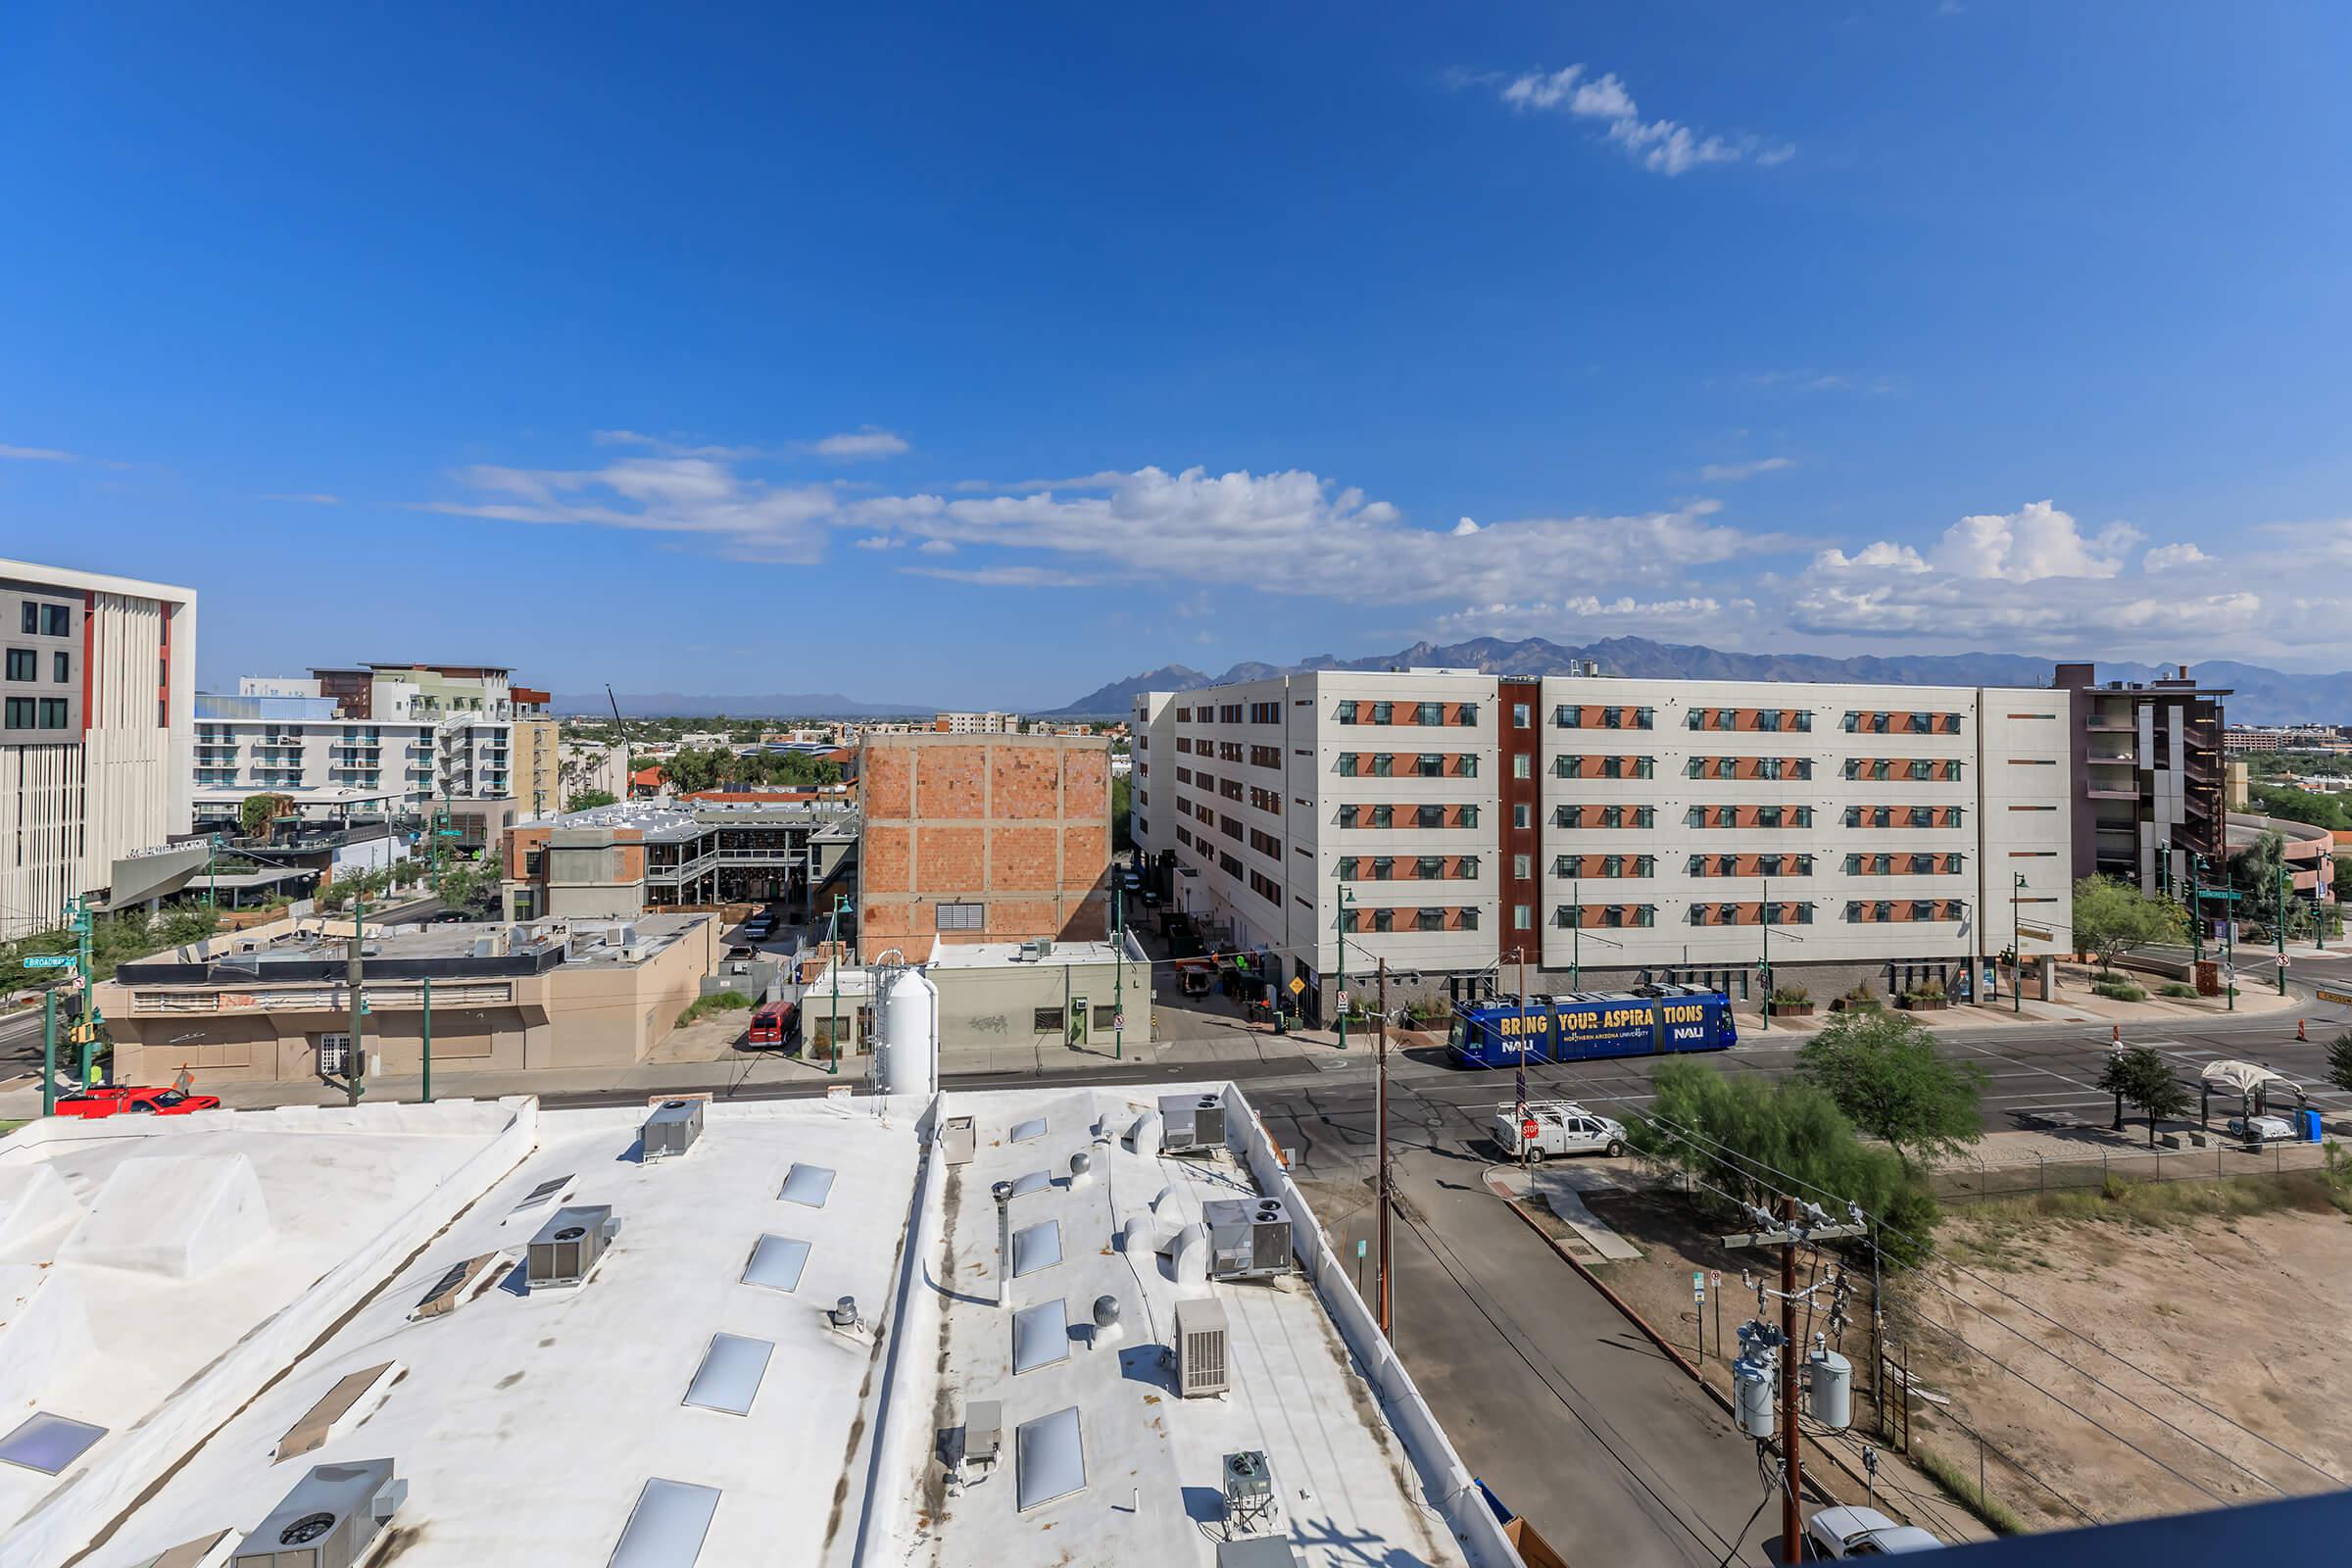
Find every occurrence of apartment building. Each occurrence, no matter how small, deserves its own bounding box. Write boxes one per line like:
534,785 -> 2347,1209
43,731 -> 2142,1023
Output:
503,798 -> 858,920
191,674 -> 516,826
1134,668 -> 2072,1011
2055,663 -> 2230,895
0,560 -> 197,938
858,730 -> 1113,959
932,710 -> 1019,734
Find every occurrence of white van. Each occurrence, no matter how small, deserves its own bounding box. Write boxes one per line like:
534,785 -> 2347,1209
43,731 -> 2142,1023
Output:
1494,1101 -> 1627,1161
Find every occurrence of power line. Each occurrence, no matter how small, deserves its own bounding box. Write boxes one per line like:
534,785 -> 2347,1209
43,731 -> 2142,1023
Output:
1632,1111 -> 2327,1494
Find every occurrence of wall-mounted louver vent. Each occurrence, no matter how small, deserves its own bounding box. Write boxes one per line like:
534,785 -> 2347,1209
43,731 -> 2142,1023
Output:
526,1204 -> 617,1289
229,1458 -> 407,1568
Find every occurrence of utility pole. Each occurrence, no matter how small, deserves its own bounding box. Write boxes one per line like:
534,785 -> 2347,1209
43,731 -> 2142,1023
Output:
72,896 -> 101,1086
1112,882 -> 1124,1060
1723,1200 -> 1868,1565
2012,872 -> 2025,1015
2276,857 -> 2288,997
827,891 -> 849,1074
205,832 -> 220,911
1335,880 -> 1353,1051
1570,878 -> 1581,992
40,990 -> 57,1116
1760,875 -> 1772,1033
2189,855 -> 2204,965
344,889 -> 367,1105
1376,956 -> 1393,1340
420,975 -> 433,1104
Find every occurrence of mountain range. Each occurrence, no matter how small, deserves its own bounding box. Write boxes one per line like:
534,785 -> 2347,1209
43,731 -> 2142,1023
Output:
553,691 -> 932,719
1044,636 -> 2347,725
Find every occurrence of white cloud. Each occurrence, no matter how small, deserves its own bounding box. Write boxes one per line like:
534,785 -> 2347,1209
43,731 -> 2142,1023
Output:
811,426 -> 910,460
262,492 -> 343,506
1497,63 -> 1788,175
1813,540 -> 1928,571
0,443 -> 77,463
1429,595 -> 1731,638
418,455 -> 842,564
2143,542 -> 2211,572
1452,516 -> 1482,535
906,564 -> 1097,589
1928,501 -> 2139,582
916,538 -> 956,555
854,535 -> 904,550
1697,457 -> 1793,482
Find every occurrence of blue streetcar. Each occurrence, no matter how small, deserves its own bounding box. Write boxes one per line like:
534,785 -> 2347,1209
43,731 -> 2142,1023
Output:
1445,986 -> 1739,1068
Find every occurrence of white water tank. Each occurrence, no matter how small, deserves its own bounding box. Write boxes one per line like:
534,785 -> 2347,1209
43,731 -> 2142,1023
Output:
879,969 -> 939,1097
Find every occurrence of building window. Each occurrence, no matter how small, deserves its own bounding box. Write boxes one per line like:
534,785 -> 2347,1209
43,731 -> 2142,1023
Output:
4,696 -> 33,729
1513,804 -> 1531,829
1461,907 -> 1480,930
1509,754 -> 1529,780
1417,907 -> 1444,931
1370,805 -> 1394,829
52,651 -> 69,683
1416,702 -> 1445,726
1338,805 -> 1358,829
935,902 -> 985,932
1034,1007 -> 1065,1034
1460,805 -> 1480,828
1419,753 -> 1445,778
1513,854 -> 1531,880
1513,904 -> 1532,930
1417,804 -> 1445,829
1371,702 -> 1394,724
1556,705 -> 1583,728
1417,855 -> 1445,879
3,650 -> 30,681
1337,753 -> 1358,777
38,699 -> 67,729
1336,857 -> 1358,879
1372,857 -> 1395,880
1371,754 -> 1395,777
317,1033 -> 353,1075
1372,907 -> 1394,932
1513,703 -> 1531,728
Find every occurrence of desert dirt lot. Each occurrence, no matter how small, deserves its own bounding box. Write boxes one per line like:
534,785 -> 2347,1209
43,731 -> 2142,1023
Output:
1893,1175 -> 2352,1526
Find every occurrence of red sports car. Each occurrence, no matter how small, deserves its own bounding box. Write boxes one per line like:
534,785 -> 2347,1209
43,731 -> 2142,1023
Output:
53,1086 -> 221,1118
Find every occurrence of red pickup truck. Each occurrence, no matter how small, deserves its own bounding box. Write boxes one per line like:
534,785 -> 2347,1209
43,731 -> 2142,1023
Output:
53,1086 -> 221,1118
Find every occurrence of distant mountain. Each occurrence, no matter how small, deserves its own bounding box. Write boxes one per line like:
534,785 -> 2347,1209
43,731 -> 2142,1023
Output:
1048,664 -> 1215,719
1049,636 -> 2348,724
553,692 -> 933,719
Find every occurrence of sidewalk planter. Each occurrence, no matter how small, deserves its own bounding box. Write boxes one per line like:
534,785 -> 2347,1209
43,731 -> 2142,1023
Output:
1766,1001 -> 1814,1018
1830,995 -> 1882,1013
1895,996 -> 1948,1012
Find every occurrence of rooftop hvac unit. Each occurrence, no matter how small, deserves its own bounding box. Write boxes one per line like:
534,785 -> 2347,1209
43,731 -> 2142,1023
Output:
640,1099 -> 704,1161
230,1458 -> 407,1568
1157,1093 -> 1227,1155
1018,938 -> 1054,960
1174,1297 -> 1230,1398
526,1204 -> 618,1289
1202,1197 -> 1294,1282
1215,1540 -> 1307,1568
1221,1449 -> 1279,1535
963,1398 -> 1003,1471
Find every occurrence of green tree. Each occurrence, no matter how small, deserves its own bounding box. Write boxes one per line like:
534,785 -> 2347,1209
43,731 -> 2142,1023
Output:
2070,875 -> 2187,973
1625,1058 -> 1941,1266
2096,1045 -> 2192,1147
2229,828 -> 2301,940
565,788 -> 619,812
239,793 -> 293,838
2246,784 -> 2352,832
1796,1011 -> 1987,1168
1111,773 -> 1134,854
2326,1030 -> 2352,1098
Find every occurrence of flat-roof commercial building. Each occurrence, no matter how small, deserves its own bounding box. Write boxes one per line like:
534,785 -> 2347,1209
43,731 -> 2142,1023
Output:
502,798 -> 859,920
2056,662 -> 2230,896
1135,668 -> 2072,1010
0,559 -> 197,939
803,936 -> 1152,1061
858,731 -> 1113,960
97,911 -> 718,1085
38,1085 -> 1499,1568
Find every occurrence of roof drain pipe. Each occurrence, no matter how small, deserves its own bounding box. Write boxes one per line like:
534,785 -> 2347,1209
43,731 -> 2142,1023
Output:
992,1179 -> 1015,1308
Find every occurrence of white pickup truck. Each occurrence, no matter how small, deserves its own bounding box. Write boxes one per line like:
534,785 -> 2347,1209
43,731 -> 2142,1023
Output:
1494,1101 -> 1628,1162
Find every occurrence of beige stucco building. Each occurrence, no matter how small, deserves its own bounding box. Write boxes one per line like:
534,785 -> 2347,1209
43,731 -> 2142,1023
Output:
99,912 -> 718,1085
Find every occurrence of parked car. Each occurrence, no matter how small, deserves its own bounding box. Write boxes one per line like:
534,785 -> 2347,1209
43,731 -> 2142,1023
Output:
55,1086 -> 222,1118
1804,1505 -> 1943,1557
1492,1101 -> 1627,1162
2227,1114 -> 2297,1145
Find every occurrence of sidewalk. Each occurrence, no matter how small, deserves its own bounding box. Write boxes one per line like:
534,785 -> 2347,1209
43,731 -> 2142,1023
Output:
0,1016 -> 1335,1116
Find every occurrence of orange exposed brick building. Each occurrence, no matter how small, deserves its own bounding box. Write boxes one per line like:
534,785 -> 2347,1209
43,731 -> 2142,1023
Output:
857,731 -> 1112,958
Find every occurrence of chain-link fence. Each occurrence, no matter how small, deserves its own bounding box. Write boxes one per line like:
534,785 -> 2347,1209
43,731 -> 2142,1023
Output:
1928,1138 -> 2330,1202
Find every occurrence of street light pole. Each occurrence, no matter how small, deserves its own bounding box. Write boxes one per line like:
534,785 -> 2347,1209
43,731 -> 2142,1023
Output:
344,889 -> 367,1105
1571,877 -> 1581,992
420,974 -> 433,1104
2277,858 -> 2288,997
1760,874 -> 1771,1033
2012,872 -> 2025,1015
1336,879 -> 1353,1052
1376,956 -> 1392,1340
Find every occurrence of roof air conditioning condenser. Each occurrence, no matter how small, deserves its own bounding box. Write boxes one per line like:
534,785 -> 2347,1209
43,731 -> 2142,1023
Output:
230,1458 -> 407,1568
1201,1198 -> 1294,1282
1157,1092 -> 1226,1155
640,1099 -> 704,1161
526,1203 -> 618,1288
1174,1297 -> 1230,1397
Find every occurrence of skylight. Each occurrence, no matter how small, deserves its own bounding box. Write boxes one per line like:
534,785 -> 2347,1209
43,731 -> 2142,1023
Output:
778,1163 -> 836,1207
682,1333 -> 774,1417
1011,1219 -> 1062,1278
740,1234 -> 811,1293
1015,1405 -> 1086,1511
1009,1117 -> 1047,1144
609,1477 -> 721,1567
0,1412 -> 107,1475
1012,1299 -> 1070,1374
1008,1169 -> 1052,1197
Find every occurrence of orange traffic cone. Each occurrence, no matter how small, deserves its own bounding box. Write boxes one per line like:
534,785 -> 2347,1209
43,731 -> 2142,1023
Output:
2111,1022 -> 2122,1045
2298,1018 -> 2309,1042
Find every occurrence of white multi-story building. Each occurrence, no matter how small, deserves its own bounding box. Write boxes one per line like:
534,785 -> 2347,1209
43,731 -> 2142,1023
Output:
933,710 -> 1019,734
191,673 -> 516,826
0,560 -> 197,938
1134,668 -> 2072,1014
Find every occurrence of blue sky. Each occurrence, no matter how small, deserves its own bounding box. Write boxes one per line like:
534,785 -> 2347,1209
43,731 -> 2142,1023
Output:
7,2 -> 2352,708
